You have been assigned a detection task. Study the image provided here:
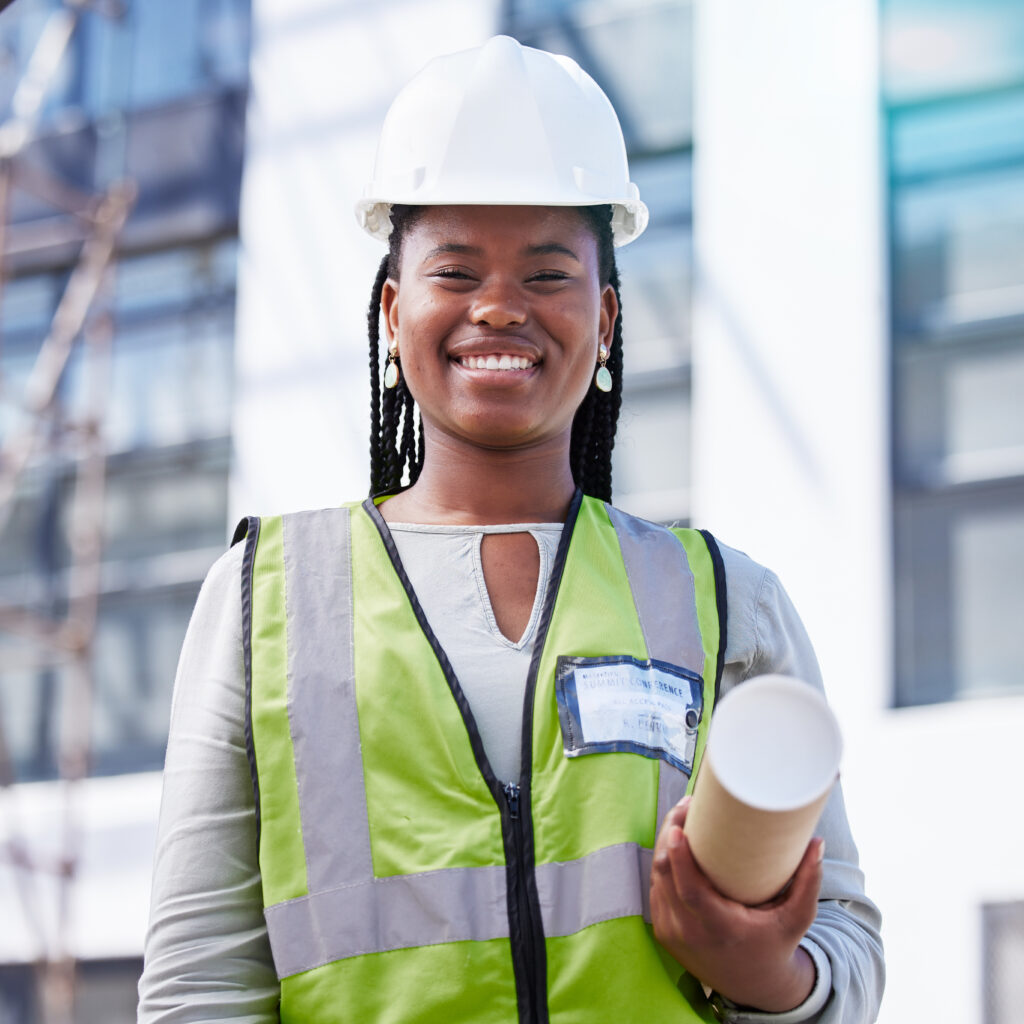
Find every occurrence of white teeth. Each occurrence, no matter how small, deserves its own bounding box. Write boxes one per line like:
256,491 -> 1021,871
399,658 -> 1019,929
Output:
459,355 -> 534,371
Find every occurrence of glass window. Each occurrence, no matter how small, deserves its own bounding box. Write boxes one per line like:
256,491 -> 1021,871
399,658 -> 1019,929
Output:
1,242 -> 237,454
92,309 -> 235,452
0,583 -> 201,781
99,443 -> 230,562
5,0 -> 251,120
887,0 -> 1024,706
114,240 -> 237,314
0,272 -> 60,334
0,965 -> 33,1024
0,0 -> 247,791
617,220 -> 691,374
892,164 -> 1024,335
896,338 -> 1024,486
0,241 -> 237,777
90,586 -> 201,776
882,0 -> 1024,101
891,89 -> 1024,178
507,0 -> 693,152
613,382 -> 691,522
0,959 -> 142,1024
0,467 -> 65,582
0,440 -> 228,584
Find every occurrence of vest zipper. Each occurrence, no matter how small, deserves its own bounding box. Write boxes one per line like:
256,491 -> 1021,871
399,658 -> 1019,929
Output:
504,782 -> 520,819
503,779 -> 544,1024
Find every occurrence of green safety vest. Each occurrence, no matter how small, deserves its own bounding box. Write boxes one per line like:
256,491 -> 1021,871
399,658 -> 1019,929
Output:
237,491 -> 726,1024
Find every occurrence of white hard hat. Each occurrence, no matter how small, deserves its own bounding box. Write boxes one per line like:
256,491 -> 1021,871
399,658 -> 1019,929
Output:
356,35 -> 648,247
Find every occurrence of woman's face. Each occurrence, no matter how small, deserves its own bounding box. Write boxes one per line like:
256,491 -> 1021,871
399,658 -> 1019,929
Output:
380,205 -> 617,455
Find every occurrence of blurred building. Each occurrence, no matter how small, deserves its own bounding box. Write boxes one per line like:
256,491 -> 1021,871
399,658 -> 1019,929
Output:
0,0 -> 248,1020
0,0 -> 1020,1022
694,2 -> 1024,1022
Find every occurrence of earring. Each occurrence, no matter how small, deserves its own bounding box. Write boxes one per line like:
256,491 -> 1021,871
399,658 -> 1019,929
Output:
384,340 -> 400,389
594,342 -> 612,393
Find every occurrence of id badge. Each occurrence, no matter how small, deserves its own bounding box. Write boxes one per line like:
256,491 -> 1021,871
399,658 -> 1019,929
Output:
555,655 -> 703,774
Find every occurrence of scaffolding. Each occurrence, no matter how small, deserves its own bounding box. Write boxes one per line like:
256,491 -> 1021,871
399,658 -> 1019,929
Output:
0,3 -> 133,1021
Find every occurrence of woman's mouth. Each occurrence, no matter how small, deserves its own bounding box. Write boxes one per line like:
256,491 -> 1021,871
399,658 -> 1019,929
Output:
457,354 -> 537,371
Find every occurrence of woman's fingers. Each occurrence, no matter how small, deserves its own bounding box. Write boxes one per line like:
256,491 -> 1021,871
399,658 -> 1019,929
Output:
650,833 -> 824,1011
653,829 -> 824,943
654,794 -> 691,851
769,837 -> 824,937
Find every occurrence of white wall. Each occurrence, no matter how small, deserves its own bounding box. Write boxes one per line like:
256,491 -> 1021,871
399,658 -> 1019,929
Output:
693,2 -> 1024,1022
231,0 -> 502,521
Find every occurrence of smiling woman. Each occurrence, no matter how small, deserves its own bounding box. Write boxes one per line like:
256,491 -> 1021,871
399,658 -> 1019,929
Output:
369,199 -> 625,504
137,35 -> 883,1024
378,205 -> 616,504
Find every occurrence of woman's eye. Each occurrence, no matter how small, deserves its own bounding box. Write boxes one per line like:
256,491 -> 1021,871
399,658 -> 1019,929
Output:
528,271 -> 569,283
433,267 -> 473,280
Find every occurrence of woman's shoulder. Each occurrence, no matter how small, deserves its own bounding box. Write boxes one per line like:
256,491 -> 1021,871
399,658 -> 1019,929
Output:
713,537 -> 776,622
704,536 -> 823,694
199,537 -> 246,602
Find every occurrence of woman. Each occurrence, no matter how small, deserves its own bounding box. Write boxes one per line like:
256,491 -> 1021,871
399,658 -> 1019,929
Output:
139,36 -> 883,1024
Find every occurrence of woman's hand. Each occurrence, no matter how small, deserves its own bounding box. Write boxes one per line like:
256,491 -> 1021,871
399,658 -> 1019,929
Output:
650,795 -> 823,1013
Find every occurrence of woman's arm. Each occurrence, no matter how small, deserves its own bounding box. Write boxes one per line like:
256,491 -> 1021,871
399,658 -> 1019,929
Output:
137,544 -> 280,1023
651,544 -> 884,1024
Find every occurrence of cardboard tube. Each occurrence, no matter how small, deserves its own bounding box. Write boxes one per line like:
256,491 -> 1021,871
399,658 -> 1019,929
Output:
683,674 -> 842,905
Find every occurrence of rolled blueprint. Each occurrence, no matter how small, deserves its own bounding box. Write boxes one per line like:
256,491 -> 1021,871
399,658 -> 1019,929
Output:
683,674 -> 842,905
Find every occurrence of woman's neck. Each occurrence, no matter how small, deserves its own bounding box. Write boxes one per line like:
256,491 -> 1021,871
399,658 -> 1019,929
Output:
378,432 -> 577,525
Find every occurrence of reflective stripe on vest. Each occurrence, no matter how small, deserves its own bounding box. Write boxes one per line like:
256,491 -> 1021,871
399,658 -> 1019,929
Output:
241,493 -> 725,1023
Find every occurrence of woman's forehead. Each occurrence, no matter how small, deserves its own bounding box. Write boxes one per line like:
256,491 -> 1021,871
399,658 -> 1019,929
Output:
401,205 -> 598,258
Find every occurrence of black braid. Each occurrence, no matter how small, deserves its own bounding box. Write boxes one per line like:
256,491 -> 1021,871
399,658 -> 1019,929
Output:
368,207 -> 426,496
367,204 -> 624,502
414,412 -> 425,479
398,387 -> 417,475
367,256 -> 389,494
570,206 -> 623,503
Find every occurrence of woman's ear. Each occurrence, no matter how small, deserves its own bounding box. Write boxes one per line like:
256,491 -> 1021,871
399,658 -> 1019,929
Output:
381,277 -> 400,343
599,282 -> 618,348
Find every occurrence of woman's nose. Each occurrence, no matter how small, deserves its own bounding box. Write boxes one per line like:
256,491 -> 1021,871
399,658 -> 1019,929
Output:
470,277 -> 527,327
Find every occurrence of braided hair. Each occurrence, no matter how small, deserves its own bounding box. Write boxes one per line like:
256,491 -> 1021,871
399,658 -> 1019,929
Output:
368,204 -> 624,501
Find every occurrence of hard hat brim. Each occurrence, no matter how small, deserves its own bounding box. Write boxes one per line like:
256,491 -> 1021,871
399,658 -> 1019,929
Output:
355,197 -> 649,248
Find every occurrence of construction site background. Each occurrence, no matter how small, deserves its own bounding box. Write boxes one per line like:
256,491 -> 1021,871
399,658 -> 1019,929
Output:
0,0 -> 248,1019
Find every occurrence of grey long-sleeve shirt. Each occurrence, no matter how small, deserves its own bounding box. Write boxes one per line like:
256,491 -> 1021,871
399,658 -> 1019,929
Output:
138,524 -> 883,1024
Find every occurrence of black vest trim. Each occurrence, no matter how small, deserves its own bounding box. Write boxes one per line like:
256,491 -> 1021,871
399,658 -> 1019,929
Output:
238,515 -> 263,846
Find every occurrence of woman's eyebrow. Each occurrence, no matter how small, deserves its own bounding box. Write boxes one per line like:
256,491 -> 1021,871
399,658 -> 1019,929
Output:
524,242 -> 581,262
420,241 -> 581,262
422,243 -> 481,260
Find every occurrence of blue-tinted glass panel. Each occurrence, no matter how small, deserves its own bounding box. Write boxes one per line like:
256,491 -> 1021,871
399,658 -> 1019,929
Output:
630,151 -> 692,227
54,311 -> 234,453
3,0 -> 250,121
895,491 -> 1024,703
882,0 -> 1024,102
613,383 -> 691,523
99,444 -> 230,561
0,272 -> 60,334
114,240 -> 237,314
897,339 -> 1024,487
887,1 -> 1024,708
617,226 -> 691,373
0,584 -> 201,780
511,0 -> 693,152
891,88 -> 1024,179
893,166 -> 1024,336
